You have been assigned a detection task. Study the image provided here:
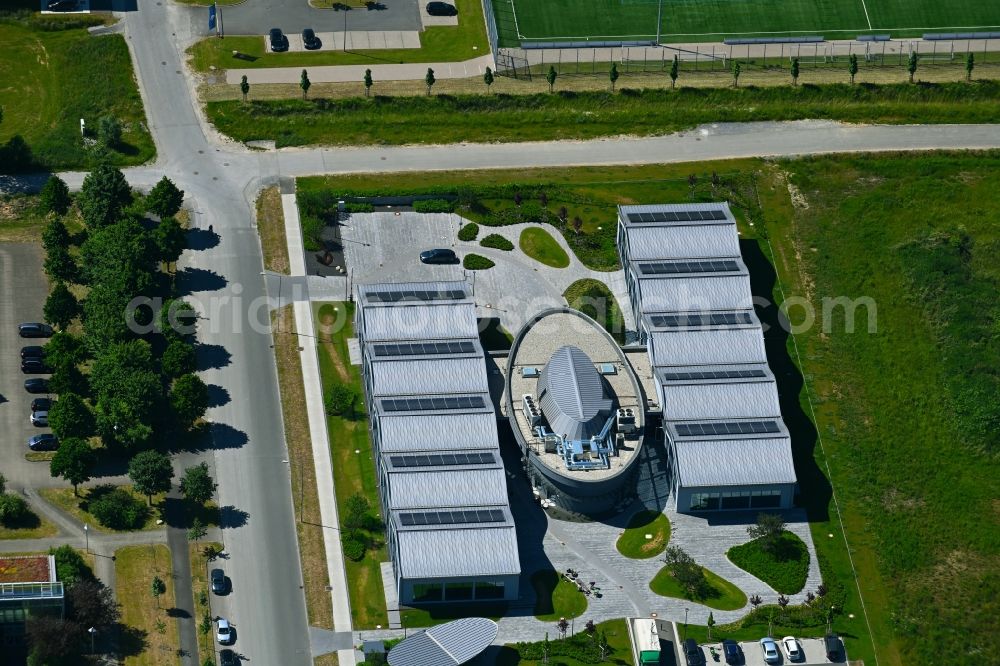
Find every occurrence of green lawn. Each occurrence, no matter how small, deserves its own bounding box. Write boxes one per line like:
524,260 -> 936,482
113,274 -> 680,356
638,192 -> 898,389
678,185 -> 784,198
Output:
0,22 -> 153,172
727,532 -> 810,595
563,279 -> 626,344
519,227 -> 570,268
650,565 -> 747,611
313,301 -> 387,629
532,569 -> 588,621
500,618 -> 634,665
115,544 -> 179,666
400,602 -> 508,628
187,0 -> 487,71
206,81 -> 1000,151
615,510 -> 671,559
494,0 -> 1000,45
40,486 -> 166,533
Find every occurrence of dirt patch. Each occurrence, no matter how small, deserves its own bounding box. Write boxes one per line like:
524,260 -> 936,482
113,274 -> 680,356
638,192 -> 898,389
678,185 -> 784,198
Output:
317,310 -> 350,383
881,488 -> 925,513
640,531 -> 666,555
256,186 -> 290,274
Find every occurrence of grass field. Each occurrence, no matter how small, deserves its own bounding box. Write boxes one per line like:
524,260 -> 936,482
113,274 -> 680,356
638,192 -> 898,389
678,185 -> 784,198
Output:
519,227 -> 570,268
563,279 -> 626,344
115,544 -> 179,666
532,569 -> 588,621
650,564 -> 747,611
494,0 -> 1000,45
615,509 -> 671,559
727,532 -> 810,595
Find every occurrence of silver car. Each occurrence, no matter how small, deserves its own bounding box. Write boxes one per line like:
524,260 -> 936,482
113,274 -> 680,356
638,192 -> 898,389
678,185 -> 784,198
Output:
30,410 -> 49,427
760,637 -> 780,665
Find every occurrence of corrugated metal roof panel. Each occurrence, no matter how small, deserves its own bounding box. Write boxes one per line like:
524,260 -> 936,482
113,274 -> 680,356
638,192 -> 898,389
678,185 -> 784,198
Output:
361,303 -> 478,342
388,468 -> 508,509
378,412 -> 499,453
370,357 -> 489,396
625,225 -> 740,261
387,617 -> 498,666
396,526 -> 521,578
662,381 -> 781,421
637,275 -> 753,314
650,328 -> 767,367
676,438 -> 797,486
537,346 -> 612,441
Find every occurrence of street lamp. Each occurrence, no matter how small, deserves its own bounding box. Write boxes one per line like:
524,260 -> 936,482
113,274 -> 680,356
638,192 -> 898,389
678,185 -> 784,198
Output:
84,524 -> 89,553
683,607 -> 689,641
88,627 -> 97,653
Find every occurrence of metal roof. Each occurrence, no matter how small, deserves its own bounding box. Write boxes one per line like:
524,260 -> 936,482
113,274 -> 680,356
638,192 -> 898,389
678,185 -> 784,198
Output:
624,225 -> 741,261
360,303 -> 478,342
388,617 -> 498,666
675,437 -> 797,487
649,328 -> 767,367
387,468 -> 508,510
657,363 -> 773,383
377,412 -> 499,453
642,309 -> 761,331
369,358 -> 490,397
636,275 -> 753,314
537,346 -> 613,441
618,202 -> 736,226
668,417 -> 789,442
359,280 -> 471,305
661,380 -> 781,421
395,526 -> 521,579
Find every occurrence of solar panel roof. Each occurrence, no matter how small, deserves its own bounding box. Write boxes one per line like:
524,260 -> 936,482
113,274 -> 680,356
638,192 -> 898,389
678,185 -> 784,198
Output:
626,209 -> 727,224
637,259 -> 740,275
389,451 -> 496,468
371,340 -> 476,357
366,288 -> 466,303
649,312 -> 755,328
660,368 -> 767,381
398,508 -> 505,527
380,395 -> 486,412
675,420 -> 781,437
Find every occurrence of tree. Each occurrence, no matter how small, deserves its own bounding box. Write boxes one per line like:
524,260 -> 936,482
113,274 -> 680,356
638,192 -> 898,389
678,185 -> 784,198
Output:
747,512 -> 786,552
777,594 -> 790,610
180,462 -> 217,505
966,52 -> 975,81
907,51 -> 918,83
151,576 -> 166,608
128,450 -> 174,505
663,546 -> 708,598
344,493 -> 370,530
669,54 -> 679,89
0,472 -> 5,495
707,612 -> 715,640
78,163 -> 132,229
240,74 -> 250,102
67,580 -> 120,627
81,285 -> 136,357
557,617 -> 569,637
585,619 -> 596,637
732,60 -> 742,87
300,69 -> 311,99
424,68 -> 436,95
146,176 -> 184,218
44,282 -> 80,330
153,215 -> 186,270
848,53 -> 859,84
44,244 -> 78,284
162,339 -> 197,378
39,176 -> 72,216
571,216 -> 583,234
90,487 -> 146,529
97,115 -> 122,149
188,517 -> 207,542
170,373 -> 209,429
609,63 -> 619,92
483,66 -> 494,93
364,68 -> 374,97
48,393 -> 95,440
790,57 -> 800,86
0,493 -> 30,525
79,217 -> 156,295
25,616 -> 84,663
50,438 -> 96,496
325,383 -> 356,416
45,332 -> 86,371
750,593 -> 763,609
546,65 -> 557,93
50,362 -> 89,397
557,206 -> 568,222
42,217 -> 71,252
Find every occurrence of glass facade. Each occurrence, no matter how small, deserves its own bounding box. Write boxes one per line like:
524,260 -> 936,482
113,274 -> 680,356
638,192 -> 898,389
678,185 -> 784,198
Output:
412,582 -> 443,603
474,580 -> 505,600
444,582 -> 474,601
689,489 -> 782,511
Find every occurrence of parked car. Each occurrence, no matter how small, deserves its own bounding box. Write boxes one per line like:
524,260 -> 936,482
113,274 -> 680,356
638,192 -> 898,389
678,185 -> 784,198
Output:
21,358 -> 50,374
722,639 -> 742,665
28,434 -> 58,451
426,1 -> 457,16
211,568 -> 228,594
825,633 -> 844,661
419,248 -> 457,264
24,378 -> 50,394
268,28 -> 289,52
683,638 -> 706,666
219,649 -> 238,666
19,322 -> 53,338
216,617 -> 233,645
759,637 -> 780,665
302,28 -> 321,50
782,636 -> 802,661
21,346 -> 44,359
30,411 -> 49,427
31,397 -> 54,412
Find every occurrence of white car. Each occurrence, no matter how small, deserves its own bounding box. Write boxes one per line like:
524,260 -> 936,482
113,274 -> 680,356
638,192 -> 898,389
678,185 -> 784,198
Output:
782,635 -> 802,661
216,617 -> 233,645
759,637 -> 780,664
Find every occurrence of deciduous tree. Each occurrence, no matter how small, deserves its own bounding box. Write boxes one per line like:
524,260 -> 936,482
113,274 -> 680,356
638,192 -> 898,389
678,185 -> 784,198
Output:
425,67 -> 436,95
170,373 -> 209,429
732,60 -> 741,87
790,57 -> 800,86
39,175 -> 72,216
97,116 -> 122,148
48,393 -> 95,441
966,52 -> 975,81
240,74 -> 250,102
153,215 -> 186,270
907,51 -> 918,83
848,53 -> 858,84
146,176 -> 185,218
151,576 -> 166,608
483,66 -> 494,93
364,68 -> 373,97
128,450 -> 174,505
670,54 -> 679,89
546,66 -> 557,93
78,163 -> 132,229
162,339 -> 197,378
180,462 -> 216,505
49,437 -> 97,496
44,282 -> 80,330
747,512 -> 786,553
300,69 -> 311,99
609,63 -> 619,92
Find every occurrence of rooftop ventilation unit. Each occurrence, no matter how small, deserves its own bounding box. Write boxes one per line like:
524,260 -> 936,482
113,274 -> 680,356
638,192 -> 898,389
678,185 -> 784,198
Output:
521,367 -> 540,378
599,363 -> 617,375
617,407 -> 636,434
522,394 -> 542,426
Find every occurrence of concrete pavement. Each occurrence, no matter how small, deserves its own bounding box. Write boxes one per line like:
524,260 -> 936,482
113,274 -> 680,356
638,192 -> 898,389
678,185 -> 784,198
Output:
226,53 -> 494,84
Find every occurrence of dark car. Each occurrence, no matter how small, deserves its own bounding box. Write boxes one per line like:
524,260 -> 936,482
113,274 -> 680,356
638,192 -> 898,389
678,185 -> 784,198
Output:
722,639 -> 742,665
268,28 -> 289,52
31,397 -> 54,412
302,28 -> 321,50
28,434 -> 58,451
684,638 -> 706,666
19,323 -> 53,338
24,378 -> 50,394
21,345 -> 44,359
825,633 -> 844,661
211,568 -> 228,594
219,649 -> 238,666
21,358 -> 50,374
419,248 -> 457,264
426,1 -> 457,16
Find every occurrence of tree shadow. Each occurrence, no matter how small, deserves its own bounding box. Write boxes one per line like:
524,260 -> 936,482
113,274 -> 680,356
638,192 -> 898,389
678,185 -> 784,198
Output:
117,624 -> 148,657
206,422 -> 249,451
196,343 -> 232,371
206,384 -> 231,409
186,228 -> 220,251
163,496 -> 221,529
175,266 -> 227,295
219,505 -> 249,529
166,607 -> 190,619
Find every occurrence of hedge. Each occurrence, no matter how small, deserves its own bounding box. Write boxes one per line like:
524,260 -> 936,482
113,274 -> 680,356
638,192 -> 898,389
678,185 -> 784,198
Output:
480,233 -> 514,251
412,199 -> 454,213
463,254 -> 495,270
458,222 -> 480,241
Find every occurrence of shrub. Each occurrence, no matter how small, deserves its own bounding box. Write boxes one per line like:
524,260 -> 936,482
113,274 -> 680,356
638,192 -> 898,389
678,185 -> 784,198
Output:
88,488 -> 147,530
727,531 -> 809,594
0,493 -> 30,525
412,198 -> 454,213
325,384 -> 356,416
457,222 -> 479,241
480,234 -> 514,251
463,254 -> 495,270
344,202 -> 374,213
342,534 -> 366,561
49,545 -> 94,588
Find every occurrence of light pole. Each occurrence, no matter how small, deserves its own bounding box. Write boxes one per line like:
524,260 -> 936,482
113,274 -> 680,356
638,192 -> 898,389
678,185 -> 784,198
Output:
88,627 -> 97,653
683,607 -> 689,641
84,524 -> 89,553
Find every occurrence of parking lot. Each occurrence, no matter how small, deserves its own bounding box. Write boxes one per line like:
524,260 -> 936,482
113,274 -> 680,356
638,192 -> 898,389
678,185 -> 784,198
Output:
211,0 -> 423,37
692,637 -> 845,666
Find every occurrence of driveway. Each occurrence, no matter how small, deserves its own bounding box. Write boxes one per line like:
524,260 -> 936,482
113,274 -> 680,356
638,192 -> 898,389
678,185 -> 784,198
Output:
209,0 -> 422,37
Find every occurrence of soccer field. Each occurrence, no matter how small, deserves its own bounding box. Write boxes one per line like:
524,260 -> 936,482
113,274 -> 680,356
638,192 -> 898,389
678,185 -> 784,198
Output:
491,0 -> 1000,46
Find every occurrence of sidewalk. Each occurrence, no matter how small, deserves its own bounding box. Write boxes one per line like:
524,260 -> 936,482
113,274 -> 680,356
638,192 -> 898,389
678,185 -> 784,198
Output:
226,54 -> 494,85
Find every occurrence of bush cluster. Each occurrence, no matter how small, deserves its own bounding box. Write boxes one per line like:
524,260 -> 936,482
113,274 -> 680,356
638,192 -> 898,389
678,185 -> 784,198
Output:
412,199 -> 454,213
515,632 -> 609,663
463,254 -> 495,270
344,202 -> 374,213
342,532 -> 366,561
88,487 -> 148,530
457,222 -> 479,241
480,234 -> 514,251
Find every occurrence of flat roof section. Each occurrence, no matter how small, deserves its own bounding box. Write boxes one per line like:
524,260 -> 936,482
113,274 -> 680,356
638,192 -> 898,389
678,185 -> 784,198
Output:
377,412 -> 499,454
395,526 -> 520,579
360,302 -> 478,342
675,437 -> 797,487
636,274 -> 754,315
369,357 -> 490,397
649,327 -> 767,368
661,380 -> 781,421
358,280 -> 471,306
388,617 -> 499,666
387,468 -> 509,510
618,202 -> 736,227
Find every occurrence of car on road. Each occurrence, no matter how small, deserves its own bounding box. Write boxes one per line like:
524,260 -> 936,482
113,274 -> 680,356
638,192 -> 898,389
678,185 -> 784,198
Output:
759,637 -> 780,665
683,638 -> 706,666
21,346 -> 44,359
782,636 -> 802,661
28,434 -> 58,451
217,617 -> 233,645
219,649 -> 238,666
268,28 -> 289,52
211,568 -> 228,594
722,639 -> 742,665
426,1 -> 457,16
30,411 -> 49,427
419,248 -> 457,264
19,323 -> 53,338
31,397 -> 54,412
24,378 -> 50,394
302,28 -> 321,50
21,358 -> 49,374
825,633 -> 844,661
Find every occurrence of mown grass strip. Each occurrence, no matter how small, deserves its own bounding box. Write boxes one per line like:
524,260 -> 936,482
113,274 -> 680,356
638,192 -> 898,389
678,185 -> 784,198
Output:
115,544 -> 179,666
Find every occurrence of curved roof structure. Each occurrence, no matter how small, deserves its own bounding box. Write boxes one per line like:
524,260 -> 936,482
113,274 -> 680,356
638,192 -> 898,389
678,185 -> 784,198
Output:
537,345 -> 613,441
387,617 -> 498,666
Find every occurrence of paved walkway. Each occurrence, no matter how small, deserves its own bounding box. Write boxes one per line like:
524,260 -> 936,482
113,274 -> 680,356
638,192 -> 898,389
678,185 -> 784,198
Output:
226,53 -> 494,84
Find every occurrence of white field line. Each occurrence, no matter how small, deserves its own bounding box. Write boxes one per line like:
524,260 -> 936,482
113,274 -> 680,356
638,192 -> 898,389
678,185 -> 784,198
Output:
508,0 -> 524,39
859,0 -> 873,30
515,23 -> 1000,41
